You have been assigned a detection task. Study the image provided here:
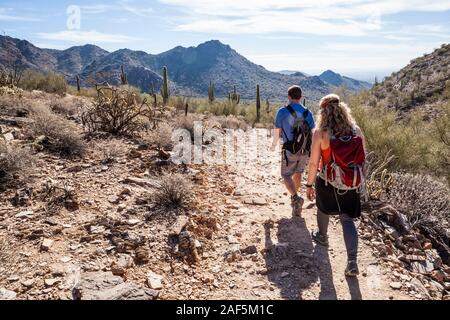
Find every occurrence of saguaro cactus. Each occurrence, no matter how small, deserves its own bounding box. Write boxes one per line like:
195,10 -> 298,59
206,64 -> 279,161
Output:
76,75 -> 81,92
208,81 -> 215,103
256,84 -> 261,123
266,98 -> 270,113
120,65 -> 128,85
229,85 -> 240,104
161,66 -> 170,105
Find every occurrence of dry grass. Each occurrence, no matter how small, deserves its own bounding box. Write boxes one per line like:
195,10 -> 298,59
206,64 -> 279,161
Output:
0,141 -> 35,182
386,173 -> 450,228
49,96 -> 84,117
153,173 -> 194,213
29,110 -> 86,158
145,122 -> 174,150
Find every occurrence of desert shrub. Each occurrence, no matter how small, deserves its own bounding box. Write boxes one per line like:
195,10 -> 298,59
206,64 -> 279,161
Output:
350,94 -> 449,182
81,87 -> 154,136
30,110 -> 86,157
99,139 -> 124,164
145,122 -> 173,150
153,173 -> 193,212
50,96 -> 83,116
0,142 -> 35,181
386,173 -> 450,251
19,70 -> 67,95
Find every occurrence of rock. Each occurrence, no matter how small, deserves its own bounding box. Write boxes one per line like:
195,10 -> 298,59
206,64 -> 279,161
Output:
410,278 -> 431,299
66,165 -> 83,173
120,188 -> 132,196
444,282 -> 450,290
21,279 -> 35,288
224,244 -> 241,263
111,254 -> 134,276
281,272 -> 290,278
423,242 -> 433,250
49,263 -> 67,277
227,235 -> 239,244
12,187 -> 33,206
409,260 -> 434,274
15,210 -> 33,219
431,270 -> 445,283
126,219 -> 141,226
252,197 -> 267,206
3,132 -> 14,141
135,247 -> 150,264
242,245 -> 258,255
7,275 -> 19,282
390,282 -> 402,290
41,238 -> 54,251
428,280 -> 444,299
0,288 -> 17,300
121,177 -> 158,188
44,278 -> 60,287
72,271 -> 158,300
147,272 -> 163,290
169,216 -> 189,236
108,195 -> 120,204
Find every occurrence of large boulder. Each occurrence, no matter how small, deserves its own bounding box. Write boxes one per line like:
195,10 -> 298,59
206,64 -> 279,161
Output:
72,271 -> 159,300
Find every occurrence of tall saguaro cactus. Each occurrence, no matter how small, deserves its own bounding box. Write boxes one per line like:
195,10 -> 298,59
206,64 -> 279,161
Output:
120,65 -> 128,85
76,75 -> 81,92
256,84 -> 261,123
161,66 -> 170,105
208,81 -> 215,103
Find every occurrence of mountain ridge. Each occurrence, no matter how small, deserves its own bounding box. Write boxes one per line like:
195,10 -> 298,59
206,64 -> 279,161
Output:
0,35 -> 371,101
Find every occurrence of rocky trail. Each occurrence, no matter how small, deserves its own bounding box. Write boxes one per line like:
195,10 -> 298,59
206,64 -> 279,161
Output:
1,91 -> 447,300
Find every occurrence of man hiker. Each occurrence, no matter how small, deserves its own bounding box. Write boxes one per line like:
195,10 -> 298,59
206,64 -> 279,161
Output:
271,85 -> 315,216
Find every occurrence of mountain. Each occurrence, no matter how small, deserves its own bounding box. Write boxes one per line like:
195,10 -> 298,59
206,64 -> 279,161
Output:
371,43 -> 450,113
319,70 -> 372,91
0,35 -> 370,101
49,44 -> 109,76
278,70 -> 309,77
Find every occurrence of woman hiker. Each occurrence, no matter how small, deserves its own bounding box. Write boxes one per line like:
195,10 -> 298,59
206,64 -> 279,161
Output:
304,94 -> 367,277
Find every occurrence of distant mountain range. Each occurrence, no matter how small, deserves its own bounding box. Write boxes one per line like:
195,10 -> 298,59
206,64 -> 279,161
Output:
0,35 -> 372,101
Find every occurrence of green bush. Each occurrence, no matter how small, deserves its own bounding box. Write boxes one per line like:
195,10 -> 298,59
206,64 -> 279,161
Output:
349,93 -> 449,183
19,70 -> 67,95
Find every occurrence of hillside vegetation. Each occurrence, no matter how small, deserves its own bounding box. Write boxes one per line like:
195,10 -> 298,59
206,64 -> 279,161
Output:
371,43 -> 450,116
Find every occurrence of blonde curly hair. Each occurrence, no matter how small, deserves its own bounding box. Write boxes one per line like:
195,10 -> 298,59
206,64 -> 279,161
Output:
316,94 -> 356,136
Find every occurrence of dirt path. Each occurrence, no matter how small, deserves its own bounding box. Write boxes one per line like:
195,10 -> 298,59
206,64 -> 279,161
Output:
200,151 -> 413,300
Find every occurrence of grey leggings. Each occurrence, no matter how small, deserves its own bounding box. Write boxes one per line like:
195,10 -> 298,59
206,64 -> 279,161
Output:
317,209 -> 358,262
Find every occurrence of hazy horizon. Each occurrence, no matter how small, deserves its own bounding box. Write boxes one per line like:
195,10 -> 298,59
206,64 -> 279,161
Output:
1,1 -> 449,82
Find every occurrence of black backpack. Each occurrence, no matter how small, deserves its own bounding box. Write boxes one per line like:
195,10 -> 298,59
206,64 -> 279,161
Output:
281,105 -> 313,155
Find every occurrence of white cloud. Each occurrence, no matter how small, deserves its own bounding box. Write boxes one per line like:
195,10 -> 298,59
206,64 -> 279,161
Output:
80,1 -> 153,17
0,8 -> 39,21
36,30 -> 141,44
245,41 -> 443,73
160,0 -> 450,36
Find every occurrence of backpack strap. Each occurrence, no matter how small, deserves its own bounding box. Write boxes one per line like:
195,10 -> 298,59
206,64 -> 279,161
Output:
302,108 -> 309,120
285,105 -> 297,119
281,105 -> 297,141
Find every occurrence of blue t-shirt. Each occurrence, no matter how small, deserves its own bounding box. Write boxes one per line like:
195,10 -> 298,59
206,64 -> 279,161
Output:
274,103 -> 315,143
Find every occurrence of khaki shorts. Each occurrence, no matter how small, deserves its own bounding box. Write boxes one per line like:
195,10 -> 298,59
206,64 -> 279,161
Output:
281,150 -> 309,178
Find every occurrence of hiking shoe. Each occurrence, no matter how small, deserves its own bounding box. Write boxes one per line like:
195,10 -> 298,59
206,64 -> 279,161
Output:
291,195 -> 304,217
311,230 -> 329,246
345,260 -> 359,277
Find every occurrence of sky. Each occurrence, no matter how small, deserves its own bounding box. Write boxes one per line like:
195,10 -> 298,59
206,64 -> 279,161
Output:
1,0 -> 449,82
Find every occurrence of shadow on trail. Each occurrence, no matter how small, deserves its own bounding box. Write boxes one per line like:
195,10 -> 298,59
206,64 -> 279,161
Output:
263,216 -> 321,299
265,212 -> 368,299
